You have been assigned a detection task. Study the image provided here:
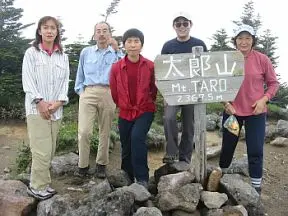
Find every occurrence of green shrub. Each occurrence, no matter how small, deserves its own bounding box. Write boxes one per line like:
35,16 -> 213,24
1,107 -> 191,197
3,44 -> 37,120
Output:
56,120 -> 101,154
206,102 -> 224,114
15,143 -> 31,174
57,122 -> 78,152
0,104 -> 26,120
267,103 -> 282,119
154,93 -> 164,125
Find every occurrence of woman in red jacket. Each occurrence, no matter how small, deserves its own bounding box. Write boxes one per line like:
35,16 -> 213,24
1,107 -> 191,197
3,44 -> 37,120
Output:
110,28 -> 157,188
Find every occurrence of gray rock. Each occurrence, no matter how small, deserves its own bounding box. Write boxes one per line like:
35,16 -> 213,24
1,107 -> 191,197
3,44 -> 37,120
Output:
225,157 -> 249,176
200,191 -> 228,209
157,183 -> 203,212
220,174 -> 260,207
37,194 -> 78,216
276,120 -> 288,137
3,167 -> 11,173
88,179 -> 112,203
158,171 -> 195,193
73,189 -> 135,216
51,152 -> 78,175
265,124 -> 277,141
206,120 -> 217,131
107,169 -> 132,188
122,183 -> 151,202
207,146 -> 221,159
133,207 -> 162,216
270,137 -> 288,147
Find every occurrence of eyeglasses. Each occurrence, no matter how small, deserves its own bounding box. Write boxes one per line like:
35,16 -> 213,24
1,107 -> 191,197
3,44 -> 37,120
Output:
174,21 -> 190,28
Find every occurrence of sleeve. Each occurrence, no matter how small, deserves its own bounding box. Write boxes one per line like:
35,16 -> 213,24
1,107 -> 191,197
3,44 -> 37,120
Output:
109,63 -> 118,106
58,55 -> 70,105
22,48 -> 43,104
74,49 -> 86,95
161,42 -> 168,54
201,40 -> 208,52
150,63 -> 158,102
263,56 -> 279,100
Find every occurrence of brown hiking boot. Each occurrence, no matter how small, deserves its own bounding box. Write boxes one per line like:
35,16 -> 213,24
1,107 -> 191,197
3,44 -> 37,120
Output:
207,167 -> 222,192
74,166 -> 90,177
95,164 -> 106,179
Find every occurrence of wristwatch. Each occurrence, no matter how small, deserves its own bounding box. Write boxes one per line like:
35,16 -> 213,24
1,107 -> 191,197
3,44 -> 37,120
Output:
34,98 -> 43,104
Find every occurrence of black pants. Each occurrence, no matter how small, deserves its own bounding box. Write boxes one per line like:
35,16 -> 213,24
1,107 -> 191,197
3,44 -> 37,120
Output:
163,104 -> 194,163
219,112 -> 266,179
118,112 -> 154,182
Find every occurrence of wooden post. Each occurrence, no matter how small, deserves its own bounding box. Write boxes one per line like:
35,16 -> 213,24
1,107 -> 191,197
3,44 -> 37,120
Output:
193,103 -> 207,184
192,46 -> 207,184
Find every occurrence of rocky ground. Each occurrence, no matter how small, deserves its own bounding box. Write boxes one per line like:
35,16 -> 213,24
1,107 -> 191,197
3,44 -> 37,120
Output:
0,121 -> 287,215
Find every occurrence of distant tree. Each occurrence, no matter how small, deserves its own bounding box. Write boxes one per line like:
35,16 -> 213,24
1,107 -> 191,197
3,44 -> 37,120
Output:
209,28 -> 234,51
233,0 -> 287,107
233,0 -> 279,67
0,0 -> 35,118
257,29 -> 279,68
101,0 -> 121,22
233,0 -> 262,34
0,0 -> 33,74
88,0 -> 123,47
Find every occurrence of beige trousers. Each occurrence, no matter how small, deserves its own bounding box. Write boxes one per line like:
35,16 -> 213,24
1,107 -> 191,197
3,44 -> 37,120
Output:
78,86 -> 115,168
27,115 -> 61,190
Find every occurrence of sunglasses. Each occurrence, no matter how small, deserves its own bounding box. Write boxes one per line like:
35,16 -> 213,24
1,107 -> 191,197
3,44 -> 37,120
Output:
174,21 -> 190,28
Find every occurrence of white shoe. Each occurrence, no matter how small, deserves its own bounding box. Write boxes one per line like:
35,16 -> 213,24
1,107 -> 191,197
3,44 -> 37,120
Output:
27,186 -> 53,200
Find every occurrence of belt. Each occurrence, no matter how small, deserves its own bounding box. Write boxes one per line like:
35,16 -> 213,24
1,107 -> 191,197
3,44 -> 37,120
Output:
86,84 -> 109,88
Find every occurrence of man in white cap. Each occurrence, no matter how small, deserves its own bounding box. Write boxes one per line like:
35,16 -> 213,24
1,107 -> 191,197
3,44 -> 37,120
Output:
161,11 -> 207,164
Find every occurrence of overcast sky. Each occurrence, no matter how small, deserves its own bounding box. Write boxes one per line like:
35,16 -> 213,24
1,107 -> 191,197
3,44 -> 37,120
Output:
14,0 -> 287,83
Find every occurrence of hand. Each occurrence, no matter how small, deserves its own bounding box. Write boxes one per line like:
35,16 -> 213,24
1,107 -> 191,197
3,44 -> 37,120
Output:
37,100 -> 52,120
224,102 -> 236,115
109,37 -> 119,51
252,96 -> 268,115
48,101 -> 63,114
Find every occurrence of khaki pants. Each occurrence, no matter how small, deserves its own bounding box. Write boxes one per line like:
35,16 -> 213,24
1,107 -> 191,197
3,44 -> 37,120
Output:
27,115 -> 61,190
78,86 -> 115,168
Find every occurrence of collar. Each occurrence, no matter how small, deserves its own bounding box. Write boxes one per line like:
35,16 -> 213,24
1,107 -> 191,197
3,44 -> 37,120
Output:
93,45 -> 115,53
120,54 -> 147,70
244,49 -> 254,59
39,43 -> 60,56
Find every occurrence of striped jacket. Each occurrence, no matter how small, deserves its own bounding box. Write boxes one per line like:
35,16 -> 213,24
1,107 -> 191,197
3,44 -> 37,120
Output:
22,45 -> 70,120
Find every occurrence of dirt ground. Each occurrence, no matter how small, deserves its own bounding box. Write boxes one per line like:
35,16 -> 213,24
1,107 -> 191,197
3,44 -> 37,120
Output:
0,122 -> 287,216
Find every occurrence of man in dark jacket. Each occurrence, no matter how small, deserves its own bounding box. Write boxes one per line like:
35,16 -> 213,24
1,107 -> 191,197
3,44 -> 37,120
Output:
161,12 -> 207,164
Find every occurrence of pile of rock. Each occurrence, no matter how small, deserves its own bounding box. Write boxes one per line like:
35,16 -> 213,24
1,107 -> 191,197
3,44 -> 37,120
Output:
0,156 -> 265,216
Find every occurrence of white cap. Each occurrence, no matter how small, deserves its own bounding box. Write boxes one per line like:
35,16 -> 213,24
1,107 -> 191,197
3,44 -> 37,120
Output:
234,24 -> 255,37
172,11 -> 192,22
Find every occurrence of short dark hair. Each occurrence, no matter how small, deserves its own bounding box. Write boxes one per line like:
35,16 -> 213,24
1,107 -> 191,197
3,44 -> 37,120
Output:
94,21 -> 112,33
32,16 -> 63,53
122,28 -> 144,45
232,34 -> 257,47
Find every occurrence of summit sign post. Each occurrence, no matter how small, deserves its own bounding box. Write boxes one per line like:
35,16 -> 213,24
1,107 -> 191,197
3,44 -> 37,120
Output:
154,49 -> 244,184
